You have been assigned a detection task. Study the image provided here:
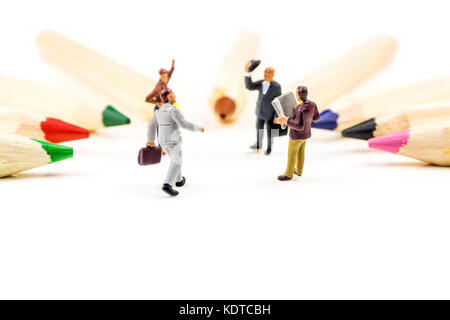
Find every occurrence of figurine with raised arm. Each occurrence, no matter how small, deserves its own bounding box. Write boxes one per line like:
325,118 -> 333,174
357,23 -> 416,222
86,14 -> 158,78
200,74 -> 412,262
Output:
146,59 -> 175,111
275,86 -> 320,181
147,89 -> 204,196
244,60 -> 282,155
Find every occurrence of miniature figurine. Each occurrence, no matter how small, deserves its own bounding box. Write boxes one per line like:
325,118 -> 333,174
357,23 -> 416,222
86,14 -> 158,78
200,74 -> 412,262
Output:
146,59 -> 175,111
145,59 -> 176,156
147,89 -> 204,196
274,86 -> 320,181
245,60 -> 282,155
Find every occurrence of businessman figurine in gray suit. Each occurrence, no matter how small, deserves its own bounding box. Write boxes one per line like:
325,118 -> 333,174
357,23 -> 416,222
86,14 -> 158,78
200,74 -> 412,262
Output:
147,88 -> 204,197
245,60 -> 282,155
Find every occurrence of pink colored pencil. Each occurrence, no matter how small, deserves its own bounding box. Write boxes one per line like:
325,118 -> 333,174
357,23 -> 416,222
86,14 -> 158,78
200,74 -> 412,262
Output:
368,120 -> 450,166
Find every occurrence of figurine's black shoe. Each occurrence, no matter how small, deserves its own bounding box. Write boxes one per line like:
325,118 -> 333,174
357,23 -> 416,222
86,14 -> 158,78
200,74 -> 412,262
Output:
265,148 -> 272,155
248,59 -> 261,72
250,143 -> 261,150
277,175 -> 292,181
162,184 -> 179,196
175,177 -> 186,187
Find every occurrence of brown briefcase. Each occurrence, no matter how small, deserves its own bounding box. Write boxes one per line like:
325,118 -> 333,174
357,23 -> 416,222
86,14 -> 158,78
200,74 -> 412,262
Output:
137,146 -> 162,165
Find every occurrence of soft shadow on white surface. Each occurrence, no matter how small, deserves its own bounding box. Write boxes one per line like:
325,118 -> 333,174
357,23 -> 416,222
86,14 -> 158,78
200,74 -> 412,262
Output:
1,118 -> 448,300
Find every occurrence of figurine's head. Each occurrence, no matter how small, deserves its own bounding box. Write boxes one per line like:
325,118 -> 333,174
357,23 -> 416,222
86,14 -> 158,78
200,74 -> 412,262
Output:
159,69 -> 170,83
264,67 -> 275,82
160,88 -> 176,104
296,86 -> 308,102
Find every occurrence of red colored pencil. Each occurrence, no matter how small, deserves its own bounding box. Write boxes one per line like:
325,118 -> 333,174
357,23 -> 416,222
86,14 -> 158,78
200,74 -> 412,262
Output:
0,106 -> 89,143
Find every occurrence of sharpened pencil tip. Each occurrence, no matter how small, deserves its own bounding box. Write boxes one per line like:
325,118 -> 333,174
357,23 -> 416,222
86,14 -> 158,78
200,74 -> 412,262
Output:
368,129 -> 410,154
33,139 -> 73,163
311,109 -> 339,130
41,118 -> 90,143
102,106 -> 131,127
342,118 -> 376,140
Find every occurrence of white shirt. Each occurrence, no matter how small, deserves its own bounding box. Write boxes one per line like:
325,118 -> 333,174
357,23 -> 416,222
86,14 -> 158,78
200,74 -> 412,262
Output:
262,81 -> 270,95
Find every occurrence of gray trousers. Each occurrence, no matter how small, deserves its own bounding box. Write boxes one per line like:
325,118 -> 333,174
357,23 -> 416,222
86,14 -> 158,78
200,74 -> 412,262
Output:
161,142 -> 183,186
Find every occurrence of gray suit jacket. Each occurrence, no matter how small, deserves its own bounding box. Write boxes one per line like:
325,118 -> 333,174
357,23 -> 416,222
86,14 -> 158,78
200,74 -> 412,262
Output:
245,76 -> 282,121
147,103 -> 200,145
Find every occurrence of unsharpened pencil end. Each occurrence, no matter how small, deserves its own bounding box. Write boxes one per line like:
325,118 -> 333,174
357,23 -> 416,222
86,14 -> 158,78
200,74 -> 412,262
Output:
311,110 -> 339,130
33,139 -> 74,163
214,96 -> 236,121
41,117 -> 90,143
342,118 -> 376,140
368,129 -> 410,154
102,106 -> 131,127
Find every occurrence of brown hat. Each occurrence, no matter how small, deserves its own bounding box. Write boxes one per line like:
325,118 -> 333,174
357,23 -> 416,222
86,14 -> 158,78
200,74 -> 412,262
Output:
159,68 -> 169,75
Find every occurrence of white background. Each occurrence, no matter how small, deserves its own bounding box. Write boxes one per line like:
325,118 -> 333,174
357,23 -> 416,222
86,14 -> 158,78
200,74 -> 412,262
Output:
0,0 -> 450,299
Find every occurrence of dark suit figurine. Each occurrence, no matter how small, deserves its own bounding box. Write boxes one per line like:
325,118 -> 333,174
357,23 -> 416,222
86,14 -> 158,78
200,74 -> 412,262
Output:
245,60 -> 282,155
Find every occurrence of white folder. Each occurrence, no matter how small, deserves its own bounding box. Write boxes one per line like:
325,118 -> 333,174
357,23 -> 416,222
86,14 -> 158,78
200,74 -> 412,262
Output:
271,92 -> 297,129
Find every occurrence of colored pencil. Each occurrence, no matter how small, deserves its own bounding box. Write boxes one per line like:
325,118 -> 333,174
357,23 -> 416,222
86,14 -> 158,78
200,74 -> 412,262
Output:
0,133 -> 73,177
342,100 -> 450,140
37,31 -> 155,121
210,30 -> 260,124
368,120 -> 450,166
0,106 -> 90,143
313,76 -> 450,131
0,74 -> 130,131
287,35 -> 398,112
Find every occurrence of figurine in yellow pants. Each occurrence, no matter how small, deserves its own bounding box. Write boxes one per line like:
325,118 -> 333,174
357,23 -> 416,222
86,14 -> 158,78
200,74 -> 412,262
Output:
284,139 -> 306,178
275,86 -> 320,181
